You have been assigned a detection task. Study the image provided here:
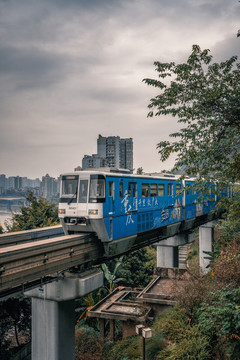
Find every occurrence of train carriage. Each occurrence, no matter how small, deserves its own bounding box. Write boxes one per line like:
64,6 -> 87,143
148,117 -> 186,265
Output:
58,170 -> 224,257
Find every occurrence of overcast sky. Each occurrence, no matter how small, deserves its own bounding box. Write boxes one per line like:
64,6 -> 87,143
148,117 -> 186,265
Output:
0,0 -> 239,179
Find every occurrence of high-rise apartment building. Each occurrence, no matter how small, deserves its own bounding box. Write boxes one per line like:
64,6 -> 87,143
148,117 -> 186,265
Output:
120,138 -> 133,170
97,135 -> 121,168
82,135 -> 133,171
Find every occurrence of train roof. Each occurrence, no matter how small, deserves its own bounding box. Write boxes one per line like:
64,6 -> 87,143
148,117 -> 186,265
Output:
60,169 -> 196,182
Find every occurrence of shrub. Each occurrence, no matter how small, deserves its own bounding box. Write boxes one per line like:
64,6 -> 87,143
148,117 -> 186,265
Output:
216,195 -> 240,248
157,325 -> 210,360
186,238 -> 199,270
213,239 -> 240,287
75,326 -> 103,360
196,287 -> 240,360
151,308 -> 210,360
145,327 -> 166,360
170,271 -> 215,318
104,335 -> 141,360
153,307 -> 187,342
147,307 -> 209,360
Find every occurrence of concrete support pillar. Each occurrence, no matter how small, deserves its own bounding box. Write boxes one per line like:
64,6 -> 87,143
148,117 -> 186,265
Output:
199,222 -> 214,274
32,298 -> 75,360
25,270 -> 103,360
157,245 -> 179,268
155,233 -> 194,269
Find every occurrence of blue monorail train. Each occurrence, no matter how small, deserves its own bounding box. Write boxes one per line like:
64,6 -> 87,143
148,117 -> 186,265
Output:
58,169 -> 228,256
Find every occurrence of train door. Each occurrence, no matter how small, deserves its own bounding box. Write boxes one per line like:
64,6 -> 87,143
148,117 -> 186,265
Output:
167,182 -> 174,207
108,180 -> 115,214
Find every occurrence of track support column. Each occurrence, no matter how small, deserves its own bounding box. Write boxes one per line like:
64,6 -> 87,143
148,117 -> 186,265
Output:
157,245 -> 179,268
31,297 -> 75,360
156,233 -> 194,268
199,222 -> 215,274
25,269 -> 103,360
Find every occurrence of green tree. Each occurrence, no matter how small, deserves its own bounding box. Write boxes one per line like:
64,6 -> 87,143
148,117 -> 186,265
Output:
3,296 -> 31,347
0,295 -> 31,359
5,191 -> 59,232
101,256 -> 124,293
118,247 -> 156,288
143,45 -> 240,187
196,287 -> 240,359
136,167 -> 143,175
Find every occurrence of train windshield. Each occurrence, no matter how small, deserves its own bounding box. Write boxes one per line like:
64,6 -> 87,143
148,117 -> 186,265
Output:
60,175 -> 79,202
89,175 -> 105,203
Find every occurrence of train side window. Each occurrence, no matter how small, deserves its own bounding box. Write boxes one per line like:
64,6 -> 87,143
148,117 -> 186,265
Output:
128,183 -> 131,197
168,183 -> 173,196
133,182 -> 137,198
176,184 -> 181,195
142,183 -> 149,197
79,180 -> 88,203
129,182 -> 137,197
158,184 -> 165,196
151,184 -> 157,197
119,182 -> 123,198
109,181 -> 114,198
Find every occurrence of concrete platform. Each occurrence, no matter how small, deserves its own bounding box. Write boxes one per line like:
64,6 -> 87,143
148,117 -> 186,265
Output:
137,268 -> 186,306
88,287 -> 150,322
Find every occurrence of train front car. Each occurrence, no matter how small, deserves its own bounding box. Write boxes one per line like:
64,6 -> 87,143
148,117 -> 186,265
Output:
58,172 -> 108,239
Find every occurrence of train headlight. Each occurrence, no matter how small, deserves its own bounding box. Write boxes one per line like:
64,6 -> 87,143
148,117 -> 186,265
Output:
88,209 -> 98,215
58,209 -> 66,214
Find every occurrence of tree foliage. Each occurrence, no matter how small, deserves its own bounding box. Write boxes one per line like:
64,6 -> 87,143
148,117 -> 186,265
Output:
75,326 -> 104,360
5,191 -> 59,232
196,287 -> 240,359
101,256 -> 124,293
0,295 -> 31,359
117,247 -> 156,288
143,45 -> 240,186
149,307 -> 210,360
136,167 -> 143,175
216,187 -> 240,246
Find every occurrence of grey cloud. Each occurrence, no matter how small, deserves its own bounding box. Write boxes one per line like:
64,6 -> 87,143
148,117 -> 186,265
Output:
212,36 -> 240,61
0,44 -> 58,74
0,45 -> 64,91
0,0 -> 239,178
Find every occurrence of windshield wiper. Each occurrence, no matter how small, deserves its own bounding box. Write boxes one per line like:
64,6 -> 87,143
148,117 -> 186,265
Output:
68,189 -> 77,205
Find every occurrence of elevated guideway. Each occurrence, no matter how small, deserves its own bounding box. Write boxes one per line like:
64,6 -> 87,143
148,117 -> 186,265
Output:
0,210 -> 218,298
0,229 -> 104,297
0,225 -> 64,248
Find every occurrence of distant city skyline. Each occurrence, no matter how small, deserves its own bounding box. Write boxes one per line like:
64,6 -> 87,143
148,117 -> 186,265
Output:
0,1 -> 239,179
0,173 -> 59,200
